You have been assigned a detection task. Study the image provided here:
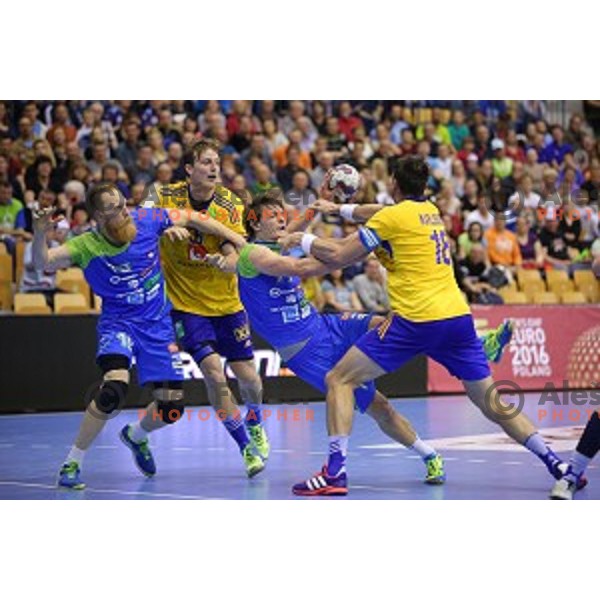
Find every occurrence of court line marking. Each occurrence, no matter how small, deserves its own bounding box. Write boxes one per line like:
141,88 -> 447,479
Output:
353,485 -> 407,493
467,459 -> 487,463
30,444 -> 51,449
0,480 -> 224,500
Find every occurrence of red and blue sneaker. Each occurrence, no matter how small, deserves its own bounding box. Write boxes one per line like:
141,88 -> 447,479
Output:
292,466 -> 348,496
546,450 -> 588,490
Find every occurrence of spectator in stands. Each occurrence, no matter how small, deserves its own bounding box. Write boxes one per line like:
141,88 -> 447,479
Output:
11,117 -> 37,167
460,178 -> 480,217
262,117 -> 288,156
148,129 -> 167,165
284,170 -> 314,215
47,102 -> 77,143
465,193 -> 495,231
509,173 -> 541,212
70,204 -> 92,237
539,213 -> 573,272
449,109 -> 469,150
276,145 -> 304,192
352,257 -> 390,314
484,212 -> 522,273
324,116 -> 347,157
581,162 -> 600,204
515,215 -> 544,269
0,153 -> 24,200
450,159 -> 466,198
154,161 -> 173,187
457,221 -> 485,260
541,125 -> 573,167
0,179 -> 30,254
250,163 -> 277,196
127,144 -> 155,186
321,269 -> 363,313
311,151 -> 334,192
505,129 -> 526,163
101,162 -> 130,198
491,139 -> 513,179
116,119 -> 142,173
337,101 -> 361,142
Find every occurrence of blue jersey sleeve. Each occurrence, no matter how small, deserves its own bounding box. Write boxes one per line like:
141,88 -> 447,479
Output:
136,207 -> 173,236
358,226 -> 382,251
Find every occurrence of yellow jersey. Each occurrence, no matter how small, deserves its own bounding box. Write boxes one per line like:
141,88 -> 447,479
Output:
362,200 -> 470,322
152,181 -> 245,316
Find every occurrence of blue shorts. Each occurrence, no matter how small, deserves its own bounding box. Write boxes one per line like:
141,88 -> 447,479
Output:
355,313 -> 491,381
286,312 -> 376,413
171,309 -> 254,364
97,315 -> 184,386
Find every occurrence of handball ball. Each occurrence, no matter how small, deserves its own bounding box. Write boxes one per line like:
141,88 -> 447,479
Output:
326,164 -> 361,202
566,325 -> 600,389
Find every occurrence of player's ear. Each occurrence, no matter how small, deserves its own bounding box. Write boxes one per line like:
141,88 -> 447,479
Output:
184,163 -> 193,178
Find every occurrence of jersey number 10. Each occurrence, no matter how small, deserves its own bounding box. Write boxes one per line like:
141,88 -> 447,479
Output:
430,230 -> 452,265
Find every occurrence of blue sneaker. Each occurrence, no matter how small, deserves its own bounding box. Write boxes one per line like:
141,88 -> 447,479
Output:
119,425 -> 156,477
424,453 -> 446,484
292,466 -> 348,496
482,319 -> 515,363
57,461 -> 85,490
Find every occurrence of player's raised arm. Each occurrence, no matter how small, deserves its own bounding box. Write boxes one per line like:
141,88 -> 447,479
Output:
312,199 -> 384,224
278,230 -> 372,269
31,207 -> 73,271
169,209 -> 247,251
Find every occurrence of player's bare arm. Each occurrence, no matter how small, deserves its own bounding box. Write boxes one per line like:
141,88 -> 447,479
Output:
170,210 -> 246,251
312,199 -> 384,223
206,244 -> 329,278
278,230 -> 370,269
31,207 -> 73,271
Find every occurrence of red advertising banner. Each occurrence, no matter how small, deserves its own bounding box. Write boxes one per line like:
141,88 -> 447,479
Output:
428,306 -> 600,393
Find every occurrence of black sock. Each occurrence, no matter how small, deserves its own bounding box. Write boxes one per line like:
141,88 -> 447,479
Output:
576,411 -> 600,460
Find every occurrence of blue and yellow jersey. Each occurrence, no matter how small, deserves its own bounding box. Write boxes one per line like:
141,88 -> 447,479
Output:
151,181 -> 245,316
359,200 -> 470,322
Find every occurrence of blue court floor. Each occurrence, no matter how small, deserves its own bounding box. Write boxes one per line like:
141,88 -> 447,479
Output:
0,393 -> 597,500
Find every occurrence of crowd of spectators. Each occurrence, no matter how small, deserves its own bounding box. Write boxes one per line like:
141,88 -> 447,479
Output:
1,100 -> 599,310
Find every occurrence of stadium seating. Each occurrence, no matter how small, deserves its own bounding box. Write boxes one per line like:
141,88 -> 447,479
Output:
14,293 -> 51,315
533,292 -> 559,305
500,290 -> 528,304
520,280 -> 547,302
56,268 -> 91,307
561,291 -> 587,304
54,293 -> 90,315
0,254 -> 13,283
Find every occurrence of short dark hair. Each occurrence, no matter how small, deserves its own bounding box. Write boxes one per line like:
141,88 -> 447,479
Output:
244,188 -> 284,237
184,138 -> 221,168
86,182 -> 121,216
390,155 -> 429,198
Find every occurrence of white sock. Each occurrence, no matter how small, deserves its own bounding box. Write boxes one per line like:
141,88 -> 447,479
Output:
569,451 -> 591,477
128,422 -> 148,443
410,437 -> 436,460
524,432 -> 549,458
66,446 -> 85,466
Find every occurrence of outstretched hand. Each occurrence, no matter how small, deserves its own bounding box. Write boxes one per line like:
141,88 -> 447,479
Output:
32,206 -> 61,233
276,231 -> 304,252
312,198 -> 339,216
164,226 -> 191,242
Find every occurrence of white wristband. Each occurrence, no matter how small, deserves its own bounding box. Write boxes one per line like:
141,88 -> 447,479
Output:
340,203 -> 358,223
301,233 -> 317,256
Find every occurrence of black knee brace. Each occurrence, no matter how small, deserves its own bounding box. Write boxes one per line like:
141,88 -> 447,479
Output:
157,399 -> 185,424
95,380 -> 129,414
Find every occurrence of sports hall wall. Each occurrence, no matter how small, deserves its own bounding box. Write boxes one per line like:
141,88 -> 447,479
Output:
0,315 -> 426,413
1,305 -> 598,414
